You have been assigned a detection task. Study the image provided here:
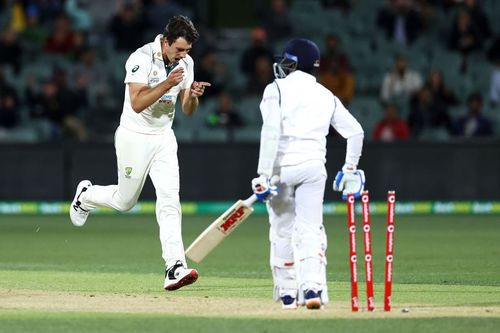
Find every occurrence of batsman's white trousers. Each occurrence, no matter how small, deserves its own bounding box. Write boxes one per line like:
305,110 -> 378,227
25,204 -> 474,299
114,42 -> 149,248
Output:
80,126 -> 185,268
268,159 -> 328,295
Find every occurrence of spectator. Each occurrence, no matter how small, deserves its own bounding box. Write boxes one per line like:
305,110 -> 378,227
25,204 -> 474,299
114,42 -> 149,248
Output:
71,47 -> 110,104
319,57 -> 355,105
43,13 -> 79,55
425,69 -> 459,108
0,26 -> 22,74
26,75 -> 88,142
9,0 -> 26,32
240,27 -> 274,80
195,48 -> 229,98
109,2 -> 147,52
319,34 -> 351,74
246,55 -> 274,96
261,0 -> 293,43
462,0 -> 491,40
373,103 -> 410,141
18,4 -> 48,51
408,86 -> 452,137
64,0 -> 92,32
206,92 -> 244,128
487,36 -> 500,106
36,0 -> 64,23
448,10 -> 483,72
381,54 -> 423,103
489,66 -> 500,107
145,0 -> 184,31
0,67 -> 20,129
452,92 -> 494,137
376,0 -> 423,45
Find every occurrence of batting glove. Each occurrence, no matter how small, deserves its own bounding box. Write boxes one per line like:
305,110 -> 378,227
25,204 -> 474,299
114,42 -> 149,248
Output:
251,175 -> 279,203
333,165 -> 365,200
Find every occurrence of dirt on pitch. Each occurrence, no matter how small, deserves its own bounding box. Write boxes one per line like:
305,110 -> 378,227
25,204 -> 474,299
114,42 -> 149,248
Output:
1,290 -> 499,318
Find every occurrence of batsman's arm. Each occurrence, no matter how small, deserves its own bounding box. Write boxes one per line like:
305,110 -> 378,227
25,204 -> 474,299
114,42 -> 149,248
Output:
330,96 -> 364,167
257,84 -> 282,177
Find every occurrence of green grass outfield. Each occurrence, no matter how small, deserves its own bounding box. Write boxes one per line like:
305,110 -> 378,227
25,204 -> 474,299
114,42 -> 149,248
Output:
0,213 -> 499,332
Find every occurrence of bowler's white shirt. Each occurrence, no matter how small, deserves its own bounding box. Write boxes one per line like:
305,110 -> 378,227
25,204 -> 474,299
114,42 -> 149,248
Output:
120,35 -> 194,134
259,71 -> 363,172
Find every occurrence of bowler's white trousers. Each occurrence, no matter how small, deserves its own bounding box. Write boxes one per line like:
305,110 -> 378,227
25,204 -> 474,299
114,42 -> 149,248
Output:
268,159 -> 328,300
79,126 -> 185,268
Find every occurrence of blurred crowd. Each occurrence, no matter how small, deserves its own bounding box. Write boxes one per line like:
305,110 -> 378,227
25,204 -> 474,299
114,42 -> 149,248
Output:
0,0 -> 499,143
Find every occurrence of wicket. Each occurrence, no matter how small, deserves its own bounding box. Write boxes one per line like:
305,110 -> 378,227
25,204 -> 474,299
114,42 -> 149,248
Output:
361,192 -> 375,311
345,190 -> 396,312
346,194 -> 359,312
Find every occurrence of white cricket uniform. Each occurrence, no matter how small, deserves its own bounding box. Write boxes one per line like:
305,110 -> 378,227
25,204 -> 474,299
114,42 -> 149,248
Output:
79,35 -> 194,269
257,70 -> 364,302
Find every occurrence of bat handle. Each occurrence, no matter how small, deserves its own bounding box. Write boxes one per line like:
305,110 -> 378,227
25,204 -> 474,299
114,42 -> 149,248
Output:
244,194 -> 258,207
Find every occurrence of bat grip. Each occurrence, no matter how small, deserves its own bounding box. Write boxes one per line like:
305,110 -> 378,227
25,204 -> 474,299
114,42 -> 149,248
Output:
244,194 -> 258,207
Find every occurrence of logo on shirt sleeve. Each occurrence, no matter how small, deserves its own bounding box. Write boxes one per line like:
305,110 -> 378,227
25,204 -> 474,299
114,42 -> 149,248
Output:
125,167 -> 133,178
132,65 -> 139,73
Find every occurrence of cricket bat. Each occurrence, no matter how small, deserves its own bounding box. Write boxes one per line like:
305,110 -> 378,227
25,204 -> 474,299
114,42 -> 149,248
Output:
185,176 -> 279,263
185,194 -> 257,263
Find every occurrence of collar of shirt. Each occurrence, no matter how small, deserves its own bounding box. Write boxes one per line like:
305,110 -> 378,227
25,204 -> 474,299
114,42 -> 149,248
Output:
152,34 -> 163,61
152,34 -> 179,75
288,70 -> 317,82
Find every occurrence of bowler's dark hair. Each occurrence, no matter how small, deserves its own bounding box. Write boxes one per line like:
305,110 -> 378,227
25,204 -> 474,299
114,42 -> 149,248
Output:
163,15 -> 199,45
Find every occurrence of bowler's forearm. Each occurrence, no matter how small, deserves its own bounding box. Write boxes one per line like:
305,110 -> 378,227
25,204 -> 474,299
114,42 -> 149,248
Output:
130,81 -> 175,113
182,95 -> 199,116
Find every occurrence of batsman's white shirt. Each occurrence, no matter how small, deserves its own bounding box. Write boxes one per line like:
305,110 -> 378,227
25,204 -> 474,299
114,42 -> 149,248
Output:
258,70 -> 363,176
121,34 -> 194,134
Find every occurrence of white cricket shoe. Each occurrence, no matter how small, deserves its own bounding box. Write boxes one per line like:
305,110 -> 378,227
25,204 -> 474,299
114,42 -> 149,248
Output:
304,289 -> 323,310
69,180 -> 92,227
164,260 -> 199,291
281,295 -> 298,310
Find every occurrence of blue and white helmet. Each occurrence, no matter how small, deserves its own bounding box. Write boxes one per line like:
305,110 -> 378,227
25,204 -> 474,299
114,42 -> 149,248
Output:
273,38 -> 320,79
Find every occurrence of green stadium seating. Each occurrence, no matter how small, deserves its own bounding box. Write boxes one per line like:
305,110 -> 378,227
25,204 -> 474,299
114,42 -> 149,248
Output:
348,96 -> 383,138
196,127 -> 229,142
233,126 -> 261,143
237,96 -> 262,126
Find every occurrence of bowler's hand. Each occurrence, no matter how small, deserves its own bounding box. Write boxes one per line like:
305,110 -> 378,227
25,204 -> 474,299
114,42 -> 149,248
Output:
166,68 -> 184,87
190,81 -> 211,97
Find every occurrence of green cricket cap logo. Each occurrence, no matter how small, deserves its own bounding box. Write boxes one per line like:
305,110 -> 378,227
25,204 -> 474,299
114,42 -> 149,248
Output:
125,167 -> 133,176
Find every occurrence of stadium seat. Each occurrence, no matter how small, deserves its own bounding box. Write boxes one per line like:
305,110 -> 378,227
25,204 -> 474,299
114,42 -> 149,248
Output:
196,127 -> 229,143
233,126 -> 261,143
290,0 -> 322,14
419,128 -> 451,141
237,96 -> 262,126
349,96 -> 382,138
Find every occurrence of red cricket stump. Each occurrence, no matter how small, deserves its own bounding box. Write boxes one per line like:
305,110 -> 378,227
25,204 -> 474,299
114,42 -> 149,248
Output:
361,191 -> 375,311
346,194 -> 359,312
384,191 -> 396,311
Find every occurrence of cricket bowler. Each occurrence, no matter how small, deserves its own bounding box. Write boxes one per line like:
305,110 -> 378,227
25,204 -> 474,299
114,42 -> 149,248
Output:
69,16 -> 210,291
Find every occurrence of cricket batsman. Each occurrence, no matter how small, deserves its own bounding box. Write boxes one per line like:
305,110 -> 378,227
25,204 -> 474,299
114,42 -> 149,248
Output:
251,38 -> 365,309
69,16 -> 210,291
